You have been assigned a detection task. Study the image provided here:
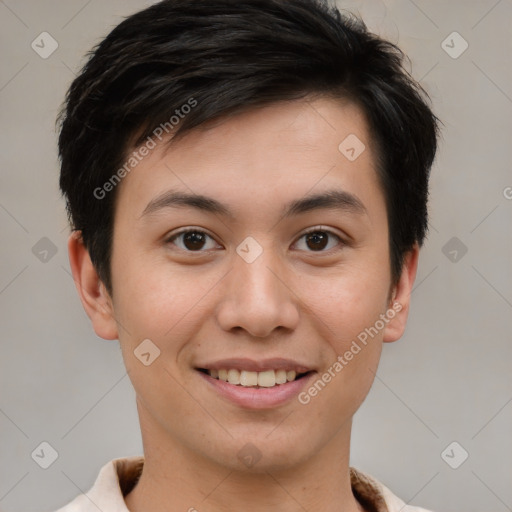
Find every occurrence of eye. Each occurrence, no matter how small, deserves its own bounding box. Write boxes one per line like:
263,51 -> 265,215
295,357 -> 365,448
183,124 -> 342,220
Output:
166,226 -> 345,253
166,229 -> 220,252
293,227 -> 344,253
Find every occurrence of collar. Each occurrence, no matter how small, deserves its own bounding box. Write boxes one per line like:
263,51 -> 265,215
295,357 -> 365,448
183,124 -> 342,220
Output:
57,456 -> 433,512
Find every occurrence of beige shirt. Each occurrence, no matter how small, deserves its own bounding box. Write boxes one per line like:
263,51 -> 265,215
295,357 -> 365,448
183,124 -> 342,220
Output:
55,456 -> 433,512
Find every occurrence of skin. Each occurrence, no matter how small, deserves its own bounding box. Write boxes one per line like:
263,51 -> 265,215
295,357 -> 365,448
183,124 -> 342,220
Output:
68,96 -> 418,512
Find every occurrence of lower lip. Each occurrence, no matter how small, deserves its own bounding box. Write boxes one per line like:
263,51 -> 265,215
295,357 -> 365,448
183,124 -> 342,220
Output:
197,370 -> 315,409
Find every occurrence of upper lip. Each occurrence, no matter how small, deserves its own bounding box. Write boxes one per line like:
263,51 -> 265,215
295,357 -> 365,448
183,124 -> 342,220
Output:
196,357 -> 313,373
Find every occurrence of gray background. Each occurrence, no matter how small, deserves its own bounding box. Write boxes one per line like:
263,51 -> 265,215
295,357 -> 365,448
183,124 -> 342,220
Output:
1,1 -> 511,511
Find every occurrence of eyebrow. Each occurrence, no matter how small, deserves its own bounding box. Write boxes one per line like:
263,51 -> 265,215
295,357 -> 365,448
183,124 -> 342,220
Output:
140,188 -> 367,220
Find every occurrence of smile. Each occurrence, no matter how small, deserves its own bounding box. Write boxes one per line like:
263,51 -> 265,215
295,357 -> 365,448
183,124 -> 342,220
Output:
196,365 -> 315,409
199,368 -> 310,388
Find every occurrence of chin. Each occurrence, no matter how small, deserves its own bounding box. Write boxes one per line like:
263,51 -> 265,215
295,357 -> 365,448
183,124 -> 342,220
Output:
212,431 -> 313,474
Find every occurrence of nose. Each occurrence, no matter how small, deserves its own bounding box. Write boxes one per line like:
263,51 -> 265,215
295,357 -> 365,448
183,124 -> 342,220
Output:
215,244 -> 300,338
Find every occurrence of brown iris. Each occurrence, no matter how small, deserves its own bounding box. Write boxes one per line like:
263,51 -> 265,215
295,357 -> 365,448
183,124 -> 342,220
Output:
305,231 -> 329,251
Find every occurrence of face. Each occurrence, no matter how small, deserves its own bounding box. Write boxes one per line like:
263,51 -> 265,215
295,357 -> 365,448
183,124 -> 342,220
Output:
77,97 -> 416,473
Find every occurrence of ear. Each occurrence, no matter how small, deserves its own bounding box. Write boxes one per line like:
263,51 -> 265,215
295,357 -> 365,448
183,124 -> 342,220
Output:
382,244 -> 419,343
67,231 -> 118,340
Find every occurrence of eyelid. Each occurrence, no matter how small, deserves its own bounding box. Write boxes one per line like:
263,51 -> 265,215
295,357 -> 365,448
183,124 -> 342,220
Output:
300,225 -> 344,238
166,226 -> 216,239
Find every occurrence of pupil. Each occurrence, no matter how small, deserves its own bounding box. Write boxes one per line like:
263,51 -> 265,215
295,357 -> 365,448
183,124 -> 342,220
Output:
306,231 -> 327,251
184,231 -> 205,250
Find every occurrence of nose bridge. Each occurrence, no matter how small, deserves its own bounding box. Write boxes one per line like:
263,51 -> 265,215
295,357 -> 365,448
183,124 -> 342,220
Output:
215,235 -> 299,337
235,237 -> 287,310
240,253 -> 282,302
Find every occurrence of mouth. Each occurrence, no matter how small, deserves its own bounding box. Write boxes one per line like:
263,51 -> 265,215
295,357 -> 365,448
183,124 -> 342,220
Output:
194,358 -> 316,408
196,367 -> 313,388
194,358 -> 316,409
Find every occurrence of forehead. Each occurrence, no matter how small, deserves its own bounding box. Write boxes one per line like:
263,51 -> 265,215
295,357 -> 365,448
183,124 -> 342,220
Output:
114,97 -> 383,223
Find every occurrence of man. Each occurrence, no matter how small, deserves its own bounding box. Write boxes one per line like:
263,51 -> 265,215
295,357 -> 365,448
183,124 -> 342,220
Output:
57,0 -> 440,510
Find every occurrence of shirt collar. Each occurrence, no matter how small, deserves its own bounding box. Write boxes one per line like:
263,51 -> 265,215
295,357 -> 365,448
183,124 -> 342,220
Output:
60,456 -> 430,512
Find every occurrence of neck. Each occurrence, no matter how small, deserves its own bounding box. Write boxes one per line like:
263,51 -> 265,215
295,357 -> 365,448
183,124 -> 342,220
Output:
125,401 -> 364,512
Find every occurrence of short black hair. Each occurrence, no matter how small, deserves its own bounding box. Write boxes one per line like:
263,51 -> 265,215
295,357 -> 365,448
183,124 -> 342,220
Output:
58,0 -> 440,295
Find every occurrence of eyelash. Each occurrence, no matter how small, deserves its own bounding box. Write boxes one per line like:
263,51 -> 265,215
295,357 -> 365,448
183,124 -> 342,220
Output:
165,226 -> 345,254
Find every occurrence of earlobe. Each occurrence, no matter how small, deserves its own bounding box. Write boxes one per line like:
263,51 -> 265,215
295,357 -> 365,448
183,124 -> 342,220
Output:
382,244 -> 420,343
67,231 -> 118,340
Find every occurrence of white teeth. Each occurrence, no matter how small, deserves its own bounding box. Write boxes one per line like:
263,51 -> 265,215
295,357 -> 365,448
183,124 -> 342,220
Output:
227,369 -> 240,385
206,368 -> 304,387
275,369 -> 287,385
240,370 -> 258,386
257,370 -> 275,387
286,370 -> 296,382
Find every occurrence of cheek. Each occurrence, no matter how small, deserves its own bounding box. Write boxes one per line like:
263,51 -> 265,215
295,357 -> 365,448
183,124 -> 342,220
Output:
306,264 -> 390,345
113,252 -> 216,339
298,267 -> 389,406
110,261 -> 206,428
